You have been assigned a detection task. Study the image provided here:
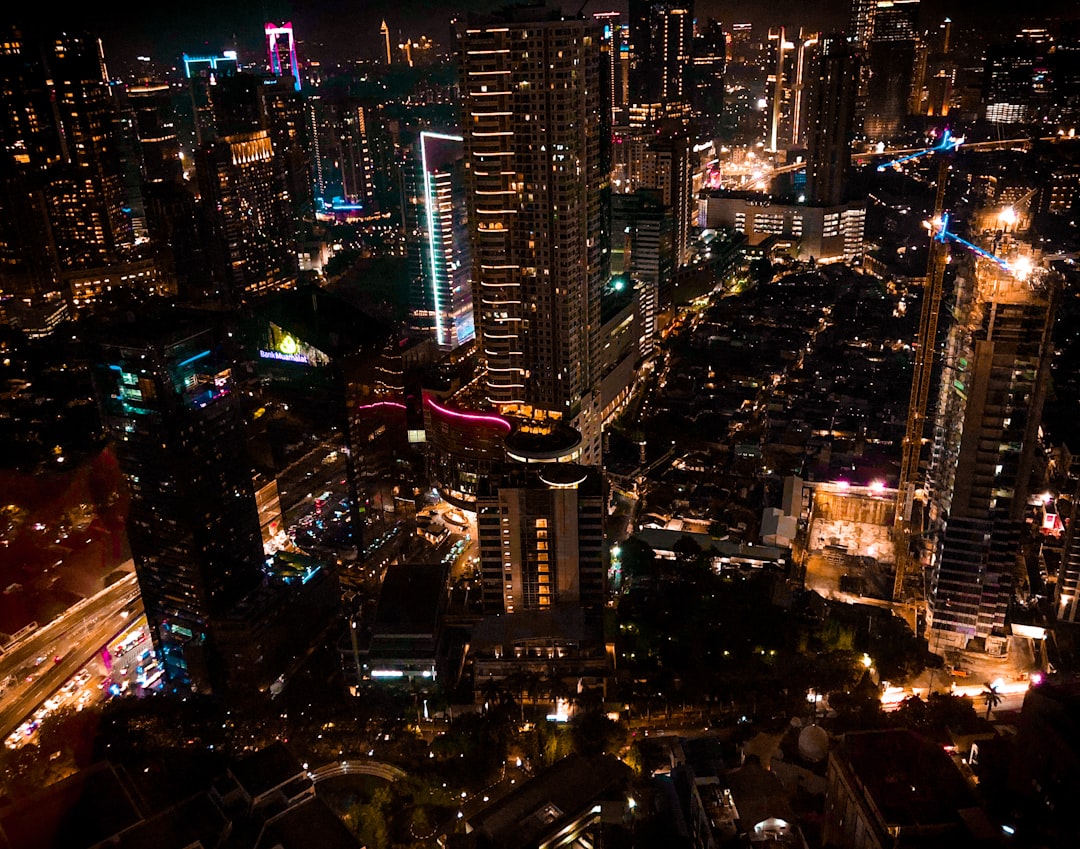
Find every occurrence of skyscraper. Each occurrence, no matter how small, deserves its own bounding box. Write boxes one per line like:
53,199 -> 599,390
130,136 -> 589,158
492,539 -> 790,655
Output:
456,6 -> 606,465
265,22 -> 301,91
628,1 -> 693,121
863,0 -> 921,140
406,131 -> 474,350
92,314 -> 265,692
195,131 -> 298,302
928,255 -> 1058,654
805,37 -> 860,207
0,27 -> 132,295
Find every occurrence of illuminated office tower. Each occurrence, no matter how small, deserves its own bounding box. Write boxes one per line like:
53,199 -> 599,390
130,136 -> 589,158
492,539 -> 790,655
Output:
381,20 -> 393,66
195,131 -> 298,302
805,36 -> 860,207
265,22 -> 301,91
691,18 -> 726,121
456,7 -> 606,465
92,317 -> 264,692
594,11 -> 627,124
407,132 -> 473,350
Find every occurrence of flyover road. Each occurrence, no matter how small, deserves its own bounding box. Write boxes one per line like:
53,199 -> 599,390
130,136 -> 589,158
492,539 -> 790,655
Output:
0,571 -> 142,741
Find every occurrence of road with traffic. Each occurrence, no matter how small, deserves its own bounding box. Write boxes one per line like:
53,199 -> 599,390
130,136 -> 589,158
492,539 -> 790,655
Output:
0,570 -> 141,740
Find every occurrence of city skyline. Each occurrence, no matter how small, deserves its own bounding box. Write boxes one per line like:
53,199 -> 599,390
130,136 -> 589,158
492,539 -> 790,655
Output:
1,2 -> 1080,845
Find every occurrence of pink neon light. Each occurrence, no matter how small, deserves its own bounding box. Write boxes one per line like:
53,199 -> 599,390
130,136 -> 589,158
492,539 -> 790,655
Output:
425,396 -> 511,431
354,401 -> 406,412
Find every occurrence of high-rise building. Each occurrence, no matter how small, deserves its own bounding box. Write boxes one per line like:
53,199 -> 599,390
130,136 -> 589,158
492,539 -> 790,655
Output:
628,2 -> 693,121
265,22 -> 301,91
476,464 -> 605,615
456,6 -> 606,465
380,20 -> 392,65
92,316 -> 265,692
195,131 -> 298,302
594,11 -> 628,124
0,28 -> 133,294
928,254 -> 1058,654
690,19 -> 726,123
406,131 -> 474,350
805,37 -> 860,207
862,0 -> 921,140
123,82 -> 183,185
181,50 -> 240,147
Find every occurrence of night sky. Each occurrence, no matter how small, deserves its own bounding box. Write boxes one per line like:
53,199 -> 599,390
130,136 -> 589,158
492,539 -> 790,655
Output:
12,0 -> 1078,67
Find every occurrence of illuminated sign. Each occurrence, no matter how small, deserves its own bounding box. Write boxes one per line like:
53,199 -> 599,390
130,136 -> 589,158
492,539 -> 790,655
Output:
260,349 -> 307,363
260,322 -> 330,368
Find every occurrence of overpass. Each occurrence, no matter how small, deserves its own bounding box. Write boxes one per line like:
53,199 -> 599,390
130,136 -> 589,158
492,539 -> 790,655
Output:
0,570 -> 141,740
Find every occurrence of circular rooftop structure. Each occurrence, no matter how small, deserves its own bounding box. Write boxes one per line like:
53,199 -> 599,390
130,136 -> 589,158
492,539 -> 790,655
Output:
538,463 -> 591,489
505,420 -> 582,463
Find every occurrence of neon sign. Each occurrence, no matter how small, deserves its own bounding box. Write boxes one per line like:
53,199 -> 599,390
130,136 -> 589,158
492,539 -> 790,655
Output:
259,349 -> 307,364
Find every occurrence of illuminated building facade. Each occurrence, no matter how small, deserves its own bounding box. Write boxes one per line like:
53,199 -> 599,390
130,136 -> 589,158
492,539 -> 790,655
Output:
0,28 -> 133,296
265,22 -> 301,91
456,8 -> 606,465
862,0 -> 921,141
700,192 -> 865,263
195,130 -> 298,301
182,50 -> 240,147
476,464 -> 605,615
594,11 -> 628,124
406,132 -> 474,350
628,1 -> 693,121
92,319 -> 264,693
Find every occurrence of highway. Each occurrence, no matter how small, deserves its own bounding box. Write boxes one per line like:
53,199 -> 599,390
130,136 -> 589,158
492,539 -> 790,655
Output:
0,570 -> 141,740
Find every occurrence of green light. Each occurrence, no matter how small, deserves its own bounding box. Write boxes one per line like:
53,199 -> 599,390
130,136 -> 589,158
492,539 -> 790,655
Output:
278,334 -> 299,355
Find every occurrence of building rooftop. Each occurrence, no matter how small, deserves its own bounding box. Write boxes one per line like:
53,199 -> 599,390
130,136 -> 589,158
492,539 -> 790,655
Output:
466,754 -> 630,849
230,743 -> 306,803
374,563 -> 447,637
256,797 -> 362,849
836,729 -> 976,830
0,762 -> 143,849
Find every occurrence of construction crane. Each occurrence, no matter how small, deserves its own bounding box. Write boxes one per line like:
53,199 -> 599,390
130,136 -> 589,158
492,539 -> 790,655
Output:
890,135 -> 1035,601
890,135 -> 962,602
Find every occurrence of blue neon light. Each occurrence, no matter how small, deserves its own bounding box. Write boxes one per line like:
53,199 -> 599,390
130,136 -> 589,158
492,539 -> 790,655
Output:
878,129 -> 963,172
177,349 -> 211,369
934,213 -> 1012,272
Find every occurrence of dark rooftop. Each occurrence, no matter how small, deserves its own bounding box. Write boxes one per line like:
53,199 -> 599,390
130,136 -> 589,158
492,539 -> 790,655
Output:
111,793 -> 230,849
467,754 -> 630,849
230,743 -> 305,801
836,729 -> 976,829
373,563 -> 447,636
256,797 -> 362,849
0,762 -> 143,849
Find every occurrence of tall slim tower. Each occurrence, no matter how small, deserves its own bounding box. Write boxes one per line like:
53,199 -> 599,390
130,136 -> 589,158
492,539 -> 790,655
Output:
92,316 -> 264,692
380,20 -> 393,65
456,6 -> 606,464
406,131 -> 474,350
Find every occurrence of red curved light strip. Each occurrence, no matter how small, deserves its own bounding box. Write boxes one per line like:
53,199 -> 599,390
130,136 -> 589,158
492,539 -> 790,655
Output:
425,395 -> 511,431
